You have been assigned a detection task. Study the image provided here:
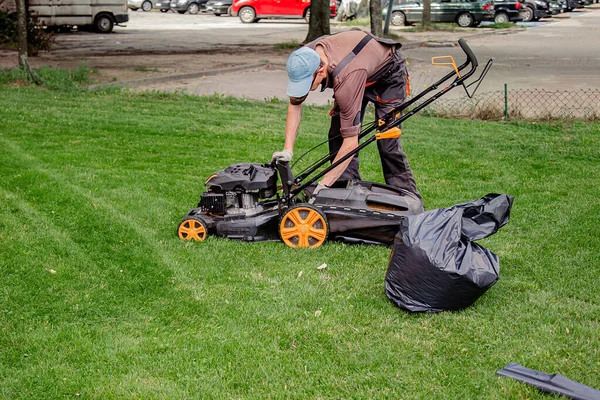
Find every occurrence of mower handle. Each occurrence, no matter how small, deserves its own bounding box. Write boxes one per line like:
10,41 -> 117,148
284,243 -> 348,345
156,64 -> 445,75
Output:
458,38 -> 478,70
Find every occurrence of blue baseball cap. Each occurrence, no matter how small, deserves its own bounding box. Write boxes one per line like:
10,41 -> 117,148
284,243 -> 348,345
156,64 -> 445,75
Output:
286,47 -> 321,98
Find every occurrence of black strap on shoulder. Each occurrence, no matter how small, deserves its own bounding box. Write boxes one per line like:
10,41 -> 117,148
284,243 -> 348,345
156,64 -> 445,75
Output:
331,34 -> 374,80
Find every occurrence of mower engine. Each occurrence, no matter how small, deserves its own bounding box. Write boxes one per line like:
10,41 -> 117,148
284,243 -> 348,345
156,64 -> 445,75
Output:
199,163 -> 277,216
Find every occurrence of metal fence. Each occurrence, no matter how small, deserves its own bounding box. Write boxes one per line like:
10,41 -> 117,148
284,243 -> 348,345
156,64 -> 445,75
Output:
412,87 -> 600,122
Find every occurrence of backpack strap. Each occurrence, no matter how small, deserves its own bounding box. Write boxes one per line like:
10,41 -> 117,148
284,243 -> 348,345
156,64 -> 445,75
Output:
331,33 -> 374,80
307,29 -> 402,87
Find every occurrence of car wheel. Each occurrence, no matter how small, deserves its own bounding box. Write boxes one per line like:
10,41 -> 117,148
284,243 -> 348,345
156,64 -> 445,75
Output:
390,11 -> 406,26
94,14 -> 114,33
239,6 -> 256,23
187,2 -> 199,13
456,12 -> 475,27
304,8 -> 310,23
141,0 -> 152,11
227,6 -> 232,15
494,11 -> 509,23
522,5 -> 535,21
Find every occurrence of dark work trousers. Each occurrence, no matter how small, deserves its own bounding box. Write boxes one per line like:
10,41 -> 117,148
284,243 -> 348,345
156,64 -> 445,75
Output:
328,52 -> 422,201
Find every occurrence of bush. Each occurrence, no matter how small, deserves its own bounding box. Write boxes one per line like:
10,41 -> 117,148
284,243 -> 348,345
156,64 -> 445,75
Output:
0,10 -> 56,54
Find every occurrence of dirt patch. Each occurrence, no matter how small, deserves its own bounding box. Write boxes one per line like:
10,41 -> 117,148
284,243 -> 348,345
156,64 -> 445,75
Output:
0,23 -> 518,96
0,44 -> 290,87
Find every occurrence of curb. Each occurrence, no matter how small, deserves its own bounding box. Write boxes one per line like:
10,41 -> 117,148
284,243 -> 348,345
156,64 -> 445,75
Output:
401,27 -> 520,49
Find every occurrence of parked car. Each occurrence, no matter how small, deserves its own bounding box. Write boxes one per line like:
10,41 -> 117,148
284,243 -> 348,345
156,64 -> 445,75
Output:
155,0 -> 173,11
30,0 -> 128,32
520,0 -> 556,21
205,0 -> 233,15
562,0 -> 584,11
548,0 -> 562,12
231,0 -> 336,23
128,0 -> 171,12
382,0 -> 495,28
487,0 -> 524,23
170,0 -> 208,13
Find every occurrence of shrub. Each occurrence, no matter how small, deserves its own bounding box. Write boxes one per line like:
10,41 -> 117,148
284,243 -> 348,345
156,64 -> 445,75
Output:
0,10 -> 56,54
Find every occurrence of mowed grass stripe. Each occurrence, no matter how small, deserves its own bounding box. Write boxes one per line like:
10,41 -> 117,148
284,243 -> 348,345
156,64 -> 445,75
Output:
0,83 -> 599,398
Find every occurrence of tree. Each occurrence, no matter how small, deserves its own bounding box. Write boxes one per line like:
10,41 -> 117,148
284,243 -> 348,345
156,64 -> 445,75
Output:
422,0 -> 431,28
303,0 -> 330,44
15,0 -> 28,67
369,0 -> 383,37
12,0 -> 43,83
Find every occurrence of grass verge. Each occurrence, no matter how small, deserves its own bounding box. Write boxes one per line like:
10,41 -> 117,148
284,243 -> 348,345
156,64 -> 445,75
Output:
337,17 -> 371,27
0,78 -> 599,398
0,64 -> 93,90
405,22 -> 464,32
275,40 -> 302,51
485,22 -> 518,29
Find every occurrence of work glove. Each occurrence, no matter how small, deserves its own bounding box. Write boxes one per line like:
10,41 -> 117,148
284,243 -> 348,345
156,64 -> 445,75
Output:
308,183 -> 328,204
272,149 -> 293,163
313,183 -> 328,195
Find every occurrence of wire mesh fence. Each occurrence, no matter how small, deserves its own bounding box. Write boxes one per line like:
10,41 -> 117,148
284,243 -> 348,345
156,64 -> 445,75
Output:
409,87 -> 600,122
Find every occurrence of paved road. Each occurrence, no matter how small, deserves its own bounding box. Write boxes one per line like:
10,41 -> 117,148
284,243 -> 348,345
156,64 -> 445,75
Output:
53,12 -> 334,54
49,6 -> 600,103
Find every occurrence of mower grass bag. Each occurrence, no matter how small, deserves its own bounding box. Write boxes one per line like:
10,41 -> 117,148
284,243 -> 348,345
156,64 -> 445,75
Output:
385,193 -> 514,313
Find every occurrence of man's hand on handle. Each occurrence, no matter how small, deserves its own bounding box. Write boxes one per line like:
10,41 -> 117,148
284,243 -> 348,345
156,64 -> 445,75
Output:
272,149 -> 293,163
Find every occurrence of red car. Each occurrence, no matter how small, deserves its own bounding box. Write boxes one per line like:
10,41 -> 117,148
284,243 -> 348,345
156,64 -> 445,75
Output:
231,0 -> 336,23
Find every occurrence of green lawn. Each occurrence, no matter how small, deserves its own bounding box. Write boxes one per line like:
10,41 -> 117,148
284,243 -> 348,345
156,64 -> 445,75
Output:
1,83 -> 599,399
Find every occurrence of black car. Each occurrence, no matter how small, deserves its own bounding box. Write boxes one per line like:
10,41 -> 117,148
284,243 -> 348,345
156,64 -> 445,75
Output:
382,0 -> 494,28
489,0 -> 525,22
170,0 -> 208,13
564,0 -> 584,10
520,0 -> 552,21
205,0 -> 233,15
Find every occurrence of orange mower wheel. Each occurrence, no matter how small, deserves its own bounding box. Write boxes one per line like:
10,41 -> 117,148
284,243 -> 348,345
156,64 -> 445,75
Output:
279,204 -> 329,249
178,217 -> 208,242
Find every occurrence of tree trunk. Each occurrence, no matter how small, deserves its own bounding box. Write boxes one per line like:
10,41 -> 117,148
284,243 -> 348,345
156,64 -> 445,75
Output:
370,0 -> 383,37
15,0 -> 28,67
14,0 -> 43,84
304,0 -> 330,44
422,0 -> 431,28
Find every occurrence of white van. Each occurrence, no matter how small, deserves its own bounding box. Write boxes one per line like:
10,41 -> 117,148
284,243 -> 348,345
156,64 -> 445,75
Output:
28,0 -> 129,33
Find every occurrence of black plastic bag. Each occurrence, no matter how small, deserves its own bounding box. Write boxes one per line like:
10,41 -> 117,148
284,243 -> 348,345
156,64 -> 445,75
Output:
385,193 -> 514,313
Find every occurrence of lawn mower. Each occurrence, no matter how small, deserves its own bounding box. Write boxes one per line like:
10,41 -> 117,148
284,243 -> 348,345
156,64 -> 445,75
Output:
177,39 -> 493,248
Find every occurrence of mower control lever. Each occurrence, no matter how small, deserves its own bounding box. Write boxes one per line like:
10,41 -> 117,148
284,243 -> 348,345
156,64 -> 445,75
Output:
275,161 -> 294,200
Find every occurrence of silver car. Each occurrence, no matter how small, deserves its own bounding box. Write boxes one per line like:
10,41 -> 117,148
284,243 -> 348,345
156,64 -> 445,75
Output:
128,0 -> 171,12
